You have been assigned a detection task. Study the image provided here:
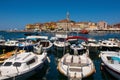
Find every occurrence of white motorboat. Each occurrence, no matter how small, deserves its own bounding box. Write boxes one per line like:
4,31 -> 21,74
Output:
0,48 -> 49,80
57,50 -> 95,80
66,36 -> 88,55
70,43 -> 86,55
81,38 -> 100,53
1,39 -> 19,52
0,37 -> 6,53
0,38 -> 5,46
100,51 -> 120,79
53,33 -> 70,51
0,39 -> 37,52
26,35 -> 48,42
50,36 -> 58,43
17,38 -> 37,51
99,39 -> 120,51
38,39 -> 53,51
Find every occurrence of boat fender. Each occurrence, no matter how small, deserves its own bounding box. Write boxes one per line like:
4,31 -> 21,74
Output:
100,63 -> 104,70
47,57 -> 50,63
0,71 -> 2,76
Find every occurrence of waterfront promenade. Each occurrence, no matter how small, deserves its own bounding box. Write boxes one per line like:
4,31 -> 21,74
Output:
1,28 -> 120,34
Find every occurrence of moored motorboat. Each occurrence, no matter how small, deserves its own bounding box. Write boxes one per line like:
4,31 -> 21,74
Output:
38,39 -> 53,51
17,38 -> 37,51
100,51 -> 120,79
0,48 -> 49,80
81,38 -> 100,53
0,49 -> 25,64
99,39 -> 120,51
57,49 -> 95,80
53,33 -> 70,51
66,36 -> 88,54
79,29 -> 89,34
0,39 -> 19,52
70,43 -> 86,55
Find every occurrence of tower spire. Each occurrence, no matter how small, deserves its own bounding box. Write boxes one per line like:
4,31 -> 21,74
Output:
66,12 -> 70,21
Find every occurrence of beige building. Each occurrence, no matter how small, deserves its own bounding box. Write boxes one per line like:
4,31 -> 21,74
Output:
26,24 -> 35,30
25,23 -> 42,31
56,19 -> 74,31
97,21 -> 107,30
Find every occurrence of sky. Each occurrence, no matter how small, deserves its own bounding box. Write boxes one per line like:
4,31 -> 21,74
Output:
0,0 -> 120,30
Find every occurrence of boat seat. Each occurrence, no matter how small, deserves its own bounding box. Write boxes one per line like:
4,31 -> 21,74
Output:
69,72 -> 82,78
73,56 -> 79,63
114,60 -> 119,64
76,72 -> 82,78
65,56 -> 72,63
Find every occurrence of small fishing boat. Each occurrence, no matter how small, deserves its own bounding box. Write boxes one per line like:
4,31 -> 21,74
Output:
100,51 -> 120,79
57,49 -> 95,80
0,48 -> 49,80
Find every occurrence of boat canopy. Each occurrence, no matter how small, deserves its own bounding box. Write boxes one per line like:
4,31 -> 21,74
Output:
66,36 -> 88,41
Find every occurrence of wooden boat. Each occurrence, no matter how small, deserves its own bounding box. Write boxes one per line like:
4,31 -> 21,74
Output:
100,51 -> 120,79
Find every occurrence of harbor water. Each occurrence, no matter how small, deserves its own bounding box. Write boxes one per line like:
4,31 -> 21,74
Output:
0,31 -> 120,80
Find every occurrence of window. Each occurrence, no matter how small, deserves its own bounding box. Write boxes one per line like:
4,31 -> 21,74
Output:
13,62 -> 21,67
26,58 -> 35,65
4,62 -> 12,66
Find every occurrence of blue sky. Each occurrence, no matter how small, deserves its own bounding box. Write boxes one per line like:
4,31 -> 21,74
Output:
0,0 -> 120,30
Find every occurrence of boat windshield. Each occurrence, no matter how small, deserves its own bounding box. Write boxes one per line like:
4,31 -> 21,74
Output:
3,62 -> 12,66
58,38 -> 65,42
13,62 -> 21,67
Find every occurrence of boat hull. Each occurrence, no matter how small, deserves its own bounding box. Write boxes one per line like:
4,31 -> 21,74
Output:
57,54 -> 95,79
100,46 -> 120,51
88,46 -> 99,53
101,62 -> 120,80
54,45 -> 70,51
0,57 -> 48,80
0,45 -> 16,52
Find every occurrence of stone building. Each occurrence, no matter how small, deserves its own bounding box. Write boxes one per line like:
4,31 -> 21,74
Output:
97,21 -> 107,30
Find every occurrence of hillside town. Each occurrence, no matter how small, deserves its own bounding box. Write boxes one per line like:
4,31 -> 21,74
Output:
25,13 -> 120,33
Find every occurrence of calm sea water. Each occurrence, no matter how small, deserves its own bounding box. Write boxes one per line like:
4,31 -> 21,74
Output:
0,31 -> 120,80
